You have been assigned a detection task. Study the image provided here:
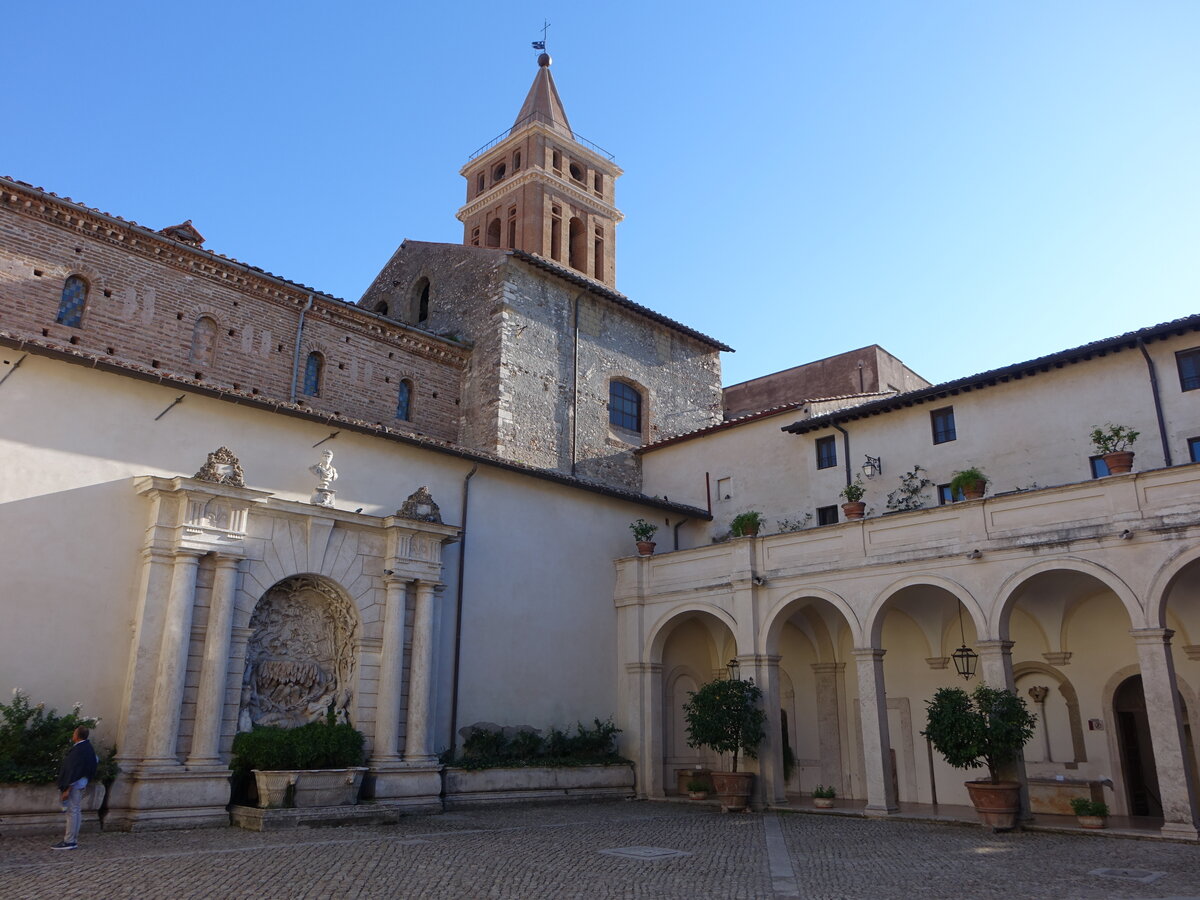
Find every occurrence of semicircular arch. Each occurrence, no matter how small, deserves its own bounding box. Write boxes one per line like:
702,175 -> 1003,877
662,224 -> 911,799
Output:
1145,544 -> 1200,628
645,603 -> 739,664
992,557 -> 1142,639
865,574 -> 985,648
761,586 -> 861,654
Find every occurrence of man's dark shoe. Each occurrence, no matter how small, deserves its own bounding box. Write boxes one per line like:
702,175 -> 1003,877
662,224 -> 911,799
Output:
50,841 -> 77,850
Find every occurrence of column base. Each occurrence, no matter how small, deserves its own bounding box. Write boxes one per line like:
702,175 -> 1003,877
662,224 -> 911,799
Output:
1160,821 -> 1200,841
105,764 -> 232,831
864,803 -> 899,816
365,761 -> 442,811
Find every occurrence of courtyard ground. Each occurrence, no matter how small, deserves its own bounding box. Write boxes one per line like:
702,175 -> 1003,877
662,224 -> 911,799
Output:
2,799 -> 1199,899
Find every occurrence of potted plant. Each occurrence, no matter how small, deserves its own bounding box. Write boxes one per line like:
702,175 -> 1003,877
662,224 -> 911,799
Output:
839,477 -> 867,520
1090,424 -> 1140,475
686,778 -> 710,800
812,784 -> 836,809
949,467 -> 987,500
730,511 -> 764,538
1069,796 -> 1109,829
629,518 -> 658,556
921,684 -> 1035,831
682,676 -> 767,812
230,711 -> 366,809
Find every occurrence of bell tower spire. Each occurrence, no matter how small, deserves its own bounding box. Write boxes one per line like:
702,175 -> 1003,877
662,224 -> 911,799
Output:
457,54 -> 623,287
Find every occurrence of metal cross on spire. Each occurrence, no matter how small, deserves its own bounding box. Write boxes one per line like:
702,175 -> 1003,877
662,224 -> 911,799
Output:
531,19 -> 550,51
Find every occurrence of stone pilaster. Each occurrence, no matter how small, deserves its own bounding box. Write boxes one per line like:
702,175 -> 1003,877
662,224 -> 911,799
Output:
812,662 -> 847,794
186,555 -> 242,765
372,576 -> 411,763
1130,627 -> 1200,839
144,549 -> 204,765
853,648 -> 897,814
403,580 -> 439,765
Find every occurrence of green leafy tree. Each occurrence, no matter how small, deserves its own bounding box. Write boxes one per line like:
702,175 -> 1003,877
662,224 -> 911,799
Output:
682,677 -> 766,773
921,684 -> 1035,784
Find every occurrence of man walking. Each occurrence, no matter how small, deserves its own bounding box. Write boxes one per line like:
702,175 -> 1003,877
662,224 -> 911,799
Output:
51,726 -> 98,850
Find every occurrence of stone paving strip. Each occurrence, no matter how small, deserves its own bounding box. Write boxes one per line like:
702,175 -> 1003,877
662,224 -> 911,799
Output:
1,800 -> 1199,899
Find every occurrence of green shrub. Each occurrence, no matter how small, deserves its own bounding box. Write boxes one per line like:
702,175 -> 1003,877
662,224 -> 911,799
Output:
922,684 -> 1035,784
0,689 -> 117,785
812,784 -> 836,798
230,720 -> 364,773
448,718 -> 627,770
682,678 -> 766,773
1069,796 -> 1109,817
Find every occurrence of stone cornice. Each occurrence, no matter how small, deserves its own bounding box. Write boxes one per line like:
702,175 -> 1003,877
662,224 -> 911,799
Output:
0,177 -> 468,368
455,168 -> 624,224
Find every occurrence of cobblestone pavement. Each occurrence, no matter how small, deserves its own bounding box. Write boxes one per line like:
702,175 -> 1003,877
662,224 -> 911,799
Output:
3,800 -> 1200,900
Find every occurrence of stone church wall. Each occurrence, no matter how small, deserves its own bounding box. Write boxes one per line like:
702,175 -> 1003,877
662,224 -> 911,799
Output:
0,183 -> 468,443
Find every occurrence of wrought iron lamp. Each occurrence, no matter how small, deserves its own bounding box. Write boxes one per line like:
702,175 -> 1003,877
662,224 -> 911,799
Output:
951,604 -> 978,680
726,658 -> 740,680
862,455 -> 882,479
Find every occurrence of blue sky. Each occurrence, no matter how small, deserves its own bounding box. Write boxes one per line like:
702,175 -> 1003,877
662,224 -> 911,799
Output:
5,2 -> 1198,387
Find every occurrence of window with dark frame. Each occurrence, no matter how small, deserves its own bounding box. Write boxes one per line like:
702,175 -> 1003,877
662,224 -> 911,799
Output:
609,380 -> 642,433
56,275 -> 88,328
815,435 -> 837,469
1190,437 -> 1200,463
396,379 -> 413,421
1090,455 -> 1110,478
1177,348 -> 1200,391
816,505 -> 839,526
937,484 -> 963,505
931,406 -> 957,444
302,352 -> 323,397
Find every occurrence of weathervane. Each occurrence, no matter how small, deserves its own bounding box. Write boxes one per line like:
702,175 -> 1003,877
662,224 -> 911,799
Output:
531,19 -> 550,52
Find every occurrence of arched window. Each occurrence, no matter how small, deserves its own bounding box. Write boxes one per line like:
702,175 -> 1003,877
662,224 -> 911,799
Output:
550,206 -> 562,261
609,380 -> 642,434
302,352 -> 323,397
374,300 -> 389,316
486,218 -> 502,248
594,226 -> 605,281
513,150 -> 522,171
189,316 -> 218,366
507,207 -> 517,249
410,277 -> 431,323
396,379 -> 413,421
568,217 -> 586,271
56,275 -> 88,327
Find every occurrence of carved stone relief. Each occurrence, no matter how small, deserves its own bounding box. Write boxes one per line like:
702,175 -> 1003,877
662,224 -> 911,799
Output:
194,446 -> 246,487
398,486 -> 442,523
238,575 -> 358,730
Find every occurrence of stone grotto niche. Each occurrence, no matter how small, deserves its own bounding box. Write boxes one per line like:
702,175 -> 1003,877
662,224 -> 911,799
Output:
238,575 -> 358,730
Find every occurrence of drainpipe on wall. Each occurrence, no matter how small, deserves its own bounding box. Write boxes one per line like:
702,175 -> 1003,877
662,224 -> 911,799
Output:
289,293 -> 315,403
673,518 -> 689,552
447,464 -> 478,758
1137,338 -> 1172,466
832,422 -> 852,486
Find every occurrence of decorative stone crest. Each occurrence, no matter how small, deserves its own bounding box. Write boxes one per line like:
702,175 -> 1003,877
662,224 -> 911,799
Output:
309,450 -> 338,507
159,219 -> 205,246
398,486 -> 442,523
238,575 -> 357,730
193,446 -> 245,487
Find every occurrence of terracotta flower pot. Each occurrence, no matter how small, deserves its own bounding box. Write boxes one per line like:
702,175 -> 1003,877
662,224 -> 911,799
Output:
636,541 -> 656,556
813,796 -> 835,809
709,771 -> 754,813
1103,451 -> 1135,475
964,780 -> 1021,831
688,790 -> 709,800
841,501 -> 865,520
1077,815 -> 1107,829
961,481 -> 986,500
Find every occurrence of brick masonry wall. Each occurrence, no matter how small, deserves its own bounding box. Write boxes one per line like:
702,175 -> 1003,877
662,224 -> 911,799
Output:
361,243 -> 723,490
0,184 -> 468,443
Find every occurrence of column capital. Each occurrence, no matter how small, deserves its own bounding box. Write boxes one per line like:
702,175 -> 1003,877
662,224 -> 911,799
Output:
852,647 -> 886,662
1130,627 -> 1176,645
211,553 -> 244,569
975,639 -> 1015,656
811,662 -> 847,674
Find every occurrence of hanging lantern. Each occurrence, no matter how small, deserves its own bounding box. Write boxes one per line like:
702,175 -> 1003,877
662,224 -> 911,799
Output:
951,644 -> 978,680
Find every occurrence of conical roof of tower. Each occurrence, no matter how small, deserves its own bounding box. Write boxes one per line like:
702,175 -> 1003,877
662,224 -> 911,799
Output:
511,54 -> 573,139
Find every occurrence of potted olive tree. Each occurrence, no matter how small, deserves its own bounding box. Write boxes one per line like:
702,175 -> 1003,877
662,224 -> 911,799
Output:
629,518 -> 658,556
682,676 -> 767,812
922,684 -> 1035,831
1090,424 -> 1140,475
839,478 -> 867,520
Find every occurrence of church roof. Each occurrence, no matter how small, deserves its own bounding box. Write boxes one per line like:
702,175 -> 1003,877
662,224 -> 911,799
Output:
511,55 -> 573,139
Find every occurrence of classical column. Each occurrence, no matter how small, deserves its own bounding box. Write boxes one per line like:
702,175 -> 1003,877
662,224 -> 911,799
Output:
143,549 -> 204,765
186,555 -> 242,766
976,639 -> 1030,818
403,580 -> 439,765
853,648 -> 897,814
372,576 -> 410,763
1131,627 -> 1200,839
751,655 -> 784,805
629,661 -> 664,799
812,662 -> 846,794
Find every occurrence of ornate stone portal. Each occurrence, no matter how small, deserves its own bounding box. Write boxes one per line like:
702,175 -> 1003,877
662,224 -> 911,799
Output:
239,576 -> 358,730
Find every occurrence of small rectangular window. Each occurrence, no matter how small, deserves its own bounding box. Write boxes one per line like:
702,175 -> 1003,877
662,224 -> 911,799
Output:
1189,437 -> 1200,463
1177,348 -> 1200,391
715,477 -> 731,502
816,505 -> 839,526
937,484 -> 963,505
1090,455 -> 1110,479
931,406 -> 957,444
815,435 -> 837,469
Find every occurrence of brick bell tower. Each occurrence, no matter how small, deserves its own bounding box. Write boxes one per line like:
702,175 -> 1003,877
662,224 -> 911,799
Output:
457,53 -> 623,287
